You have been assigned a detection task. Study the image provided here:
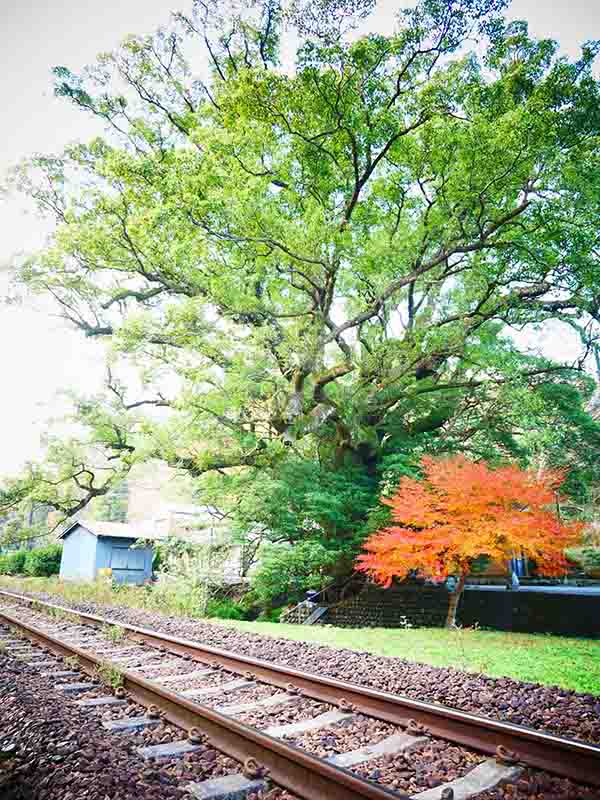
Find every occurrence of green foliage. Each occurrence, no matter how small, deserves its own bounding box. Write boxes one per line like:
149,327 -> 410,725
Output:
583,549 -> 600,569
252,541 -> 341,604
95,661 -> 124,689
149,536 -> 198,575
205,599 -> 246,620
46,605 -> 75,622
518,382 -> 600,507
0,435 -> 132,534
565,547 -> 600,571
91,481 -> 129,522
148,534 -> 238,615
0,509 -> 50,552
149,579 -> 207,617
215,459 -> 377,546
0,551 -> 27,575
257,605 -> 286,622
23,544 -> 63,577
102,624 -> 126,642
470,555 -> 493,574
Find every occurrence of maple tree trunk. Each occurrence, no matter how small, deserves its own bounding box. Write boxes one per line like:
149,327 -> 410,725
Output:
445,573 -> 466,628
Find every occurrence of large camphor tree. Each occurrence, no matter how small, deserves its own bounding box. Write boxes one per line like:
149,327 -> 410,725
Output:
3,0 -> 600,577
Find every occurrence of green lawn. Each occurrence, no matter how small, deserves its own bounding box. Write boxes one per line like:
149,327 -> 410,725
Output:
218,620 -> 600,695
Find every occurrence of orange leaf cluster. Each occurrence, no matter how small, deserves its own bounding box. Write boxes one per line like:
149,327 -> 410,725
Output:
356,455 -> 583,586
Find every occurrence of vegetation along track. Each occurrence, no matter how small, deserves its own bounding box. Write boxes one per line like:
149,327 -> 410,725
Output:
0,590 -> 598,800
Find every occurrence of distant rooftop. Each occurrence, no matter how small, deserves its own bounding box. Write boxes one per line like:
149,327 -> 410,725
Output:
59,519 -> 167,541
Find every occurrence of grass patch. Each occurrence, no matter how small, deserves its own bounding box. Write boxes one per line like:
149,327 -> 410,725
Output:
46,605 -> 77,623
65,655 -> 79,670
0,575 -> 204,618
2,575 -> 598,695
95,661 -> 124,689
103,623 -> 126,643
216,620 -> 600,696
0,575 -> 147,610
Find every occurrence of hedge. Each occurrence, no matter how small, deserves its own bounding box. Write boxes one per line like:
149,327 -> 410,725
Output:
0,545 -> 63,577
0,550 -> 28,575
23,544 -> 63,577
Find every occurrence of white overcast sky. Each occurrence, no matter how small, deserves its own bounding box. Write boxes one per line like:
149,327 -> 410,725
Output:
0,0 -> 599,477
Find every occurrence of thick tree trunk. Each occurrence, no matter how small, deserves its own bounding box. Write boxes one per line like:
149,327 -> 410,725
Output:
445,573 -> 466,628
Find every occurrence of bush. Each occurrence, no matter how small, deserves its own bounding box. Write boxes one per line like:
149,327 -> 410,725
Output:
566,546 -> 600,571
147,538 -> 239,618
469,554 -> 492,574
582,548 -> 600,568
257,606 -> 286,623
8,551 -> 28,574
0,551 -> 28,575
251,541 -> 341,606
23,544 -> 63,577
150,578 -> 206,617
205,599 -> 246,620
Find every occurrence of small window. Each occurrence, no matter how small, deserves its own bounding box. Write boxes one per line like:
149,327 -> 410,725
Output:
111,547 -> 145,571
127,549 -> 145,570
111,548 -> 129,569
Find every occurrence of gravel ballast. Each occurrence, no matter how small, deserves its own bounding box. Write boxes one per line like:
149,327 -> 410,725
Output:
0,645 -> 295,800
0,653 -> 187,799
354,739 -> 484,794
5,589 -> 598,746
1,605 -> 598,800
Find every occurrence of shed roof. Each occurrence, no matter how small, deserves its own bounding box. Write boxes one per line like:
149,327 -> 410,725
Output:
59,519 -> 167,541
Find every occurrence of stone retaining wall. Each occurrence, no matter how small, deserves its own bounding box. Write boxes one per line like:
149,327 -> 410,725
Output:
460,588 -> 600,637
320,581 -> 449,628
311,582 -> 599,637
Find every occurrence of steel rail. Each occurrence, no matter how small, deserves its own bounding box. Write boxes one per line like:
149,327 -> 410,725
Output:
1,588 -> 599,787
0,605 -> 404,800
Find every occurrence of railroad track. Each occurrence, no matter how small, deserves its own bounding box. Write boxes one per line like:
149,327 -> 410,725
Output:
0,589 -> 598,800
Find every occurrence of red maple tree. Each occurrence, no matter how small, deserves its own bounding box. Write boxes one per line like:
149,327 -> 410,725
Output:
356,455 -> 583,626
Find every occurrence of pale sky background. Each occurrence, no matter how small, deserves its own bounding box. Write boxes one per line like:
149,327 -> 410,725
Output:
0,0 -> 599,477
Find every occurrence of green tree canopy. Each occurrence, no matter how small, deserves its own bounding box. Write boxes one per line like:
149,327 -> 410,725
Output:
3,0 -> 600,566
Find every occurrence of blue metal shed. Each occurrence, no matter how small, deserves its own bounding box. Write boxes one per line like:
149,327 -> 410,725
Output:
58,519 -> 163,585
